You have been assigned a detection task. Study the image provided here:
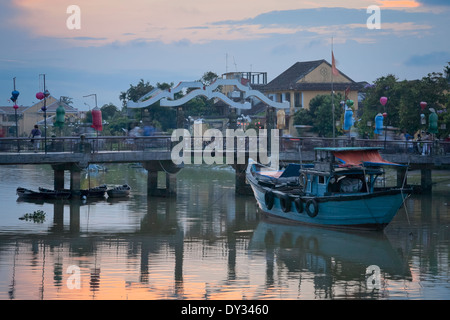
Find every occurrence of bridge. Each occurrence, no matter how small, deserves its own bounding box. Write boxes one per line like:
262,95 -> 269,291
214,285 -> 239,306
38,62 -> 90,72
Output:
0,135 -> 449,196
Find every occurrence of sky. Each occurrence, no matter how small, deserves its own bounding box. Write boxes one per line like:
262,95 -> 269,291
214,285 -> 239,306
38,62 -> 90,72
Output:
1,0 -> 449,111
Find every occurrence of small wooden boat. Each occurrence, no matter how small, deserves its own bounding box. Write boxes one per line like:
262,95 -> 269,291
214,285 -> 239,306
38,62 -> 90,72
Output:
80,184 -> 108,198
246,147 -> 411,231
40,185 -> 107,199
107,184 -> 131,198
16,187 -> 71,200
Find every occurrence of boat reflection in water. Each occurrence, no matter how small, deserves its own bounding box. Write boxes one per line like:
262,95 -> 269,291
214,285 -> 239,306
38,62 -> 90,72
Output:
249,216 -> 412,298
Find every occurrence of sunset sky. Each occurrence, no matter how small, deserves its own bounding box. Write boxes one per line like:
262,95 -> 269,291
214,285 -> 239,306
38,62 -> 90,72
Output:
1,0 -> 449,110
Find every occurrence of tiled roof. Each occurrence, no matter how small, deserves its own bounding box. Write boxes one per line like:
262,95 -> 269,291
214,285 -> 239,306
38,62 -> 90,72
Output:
262,60 -> 357,92
0,105 -> 29,114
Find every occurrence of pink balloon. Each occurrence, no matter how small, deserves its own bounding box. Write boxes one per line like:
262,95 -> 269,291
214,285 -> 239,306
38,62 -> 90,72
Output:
380,97 -> 388,106
36,92 -> 45,100
420,101 -> 427,110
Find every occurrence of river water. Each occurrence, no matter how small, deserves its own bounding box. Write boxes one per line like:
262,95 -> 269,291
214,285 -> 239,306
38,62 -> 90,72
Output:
0,164 -> 448,300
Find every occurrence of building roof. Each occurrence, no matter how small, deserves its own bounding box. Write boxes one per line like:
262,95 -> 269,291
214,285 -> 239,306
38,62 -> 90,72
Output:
0,105 -> 29,115
262,60 -> 359,92
36,100 -> 78,114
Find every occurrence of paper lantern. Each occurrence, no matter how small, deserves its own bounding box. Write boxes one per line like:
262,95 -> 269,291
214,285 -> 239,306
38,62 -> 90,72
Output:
374,113 -> 383,135
428,110 -> 438,134
91,107 -> 103,131
36,92 -> 45,100
11,90 -> 19,102
54,104 -> 65,128
343,108 -> 354,131
380,97 -> 388,106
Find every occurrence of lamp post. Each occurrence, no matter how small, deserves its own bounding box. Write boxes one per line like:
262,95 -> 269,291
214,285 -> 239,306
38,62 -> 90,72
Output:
380,96 -> 388,149
11,77 -> 20,152
37,74 -> 49,153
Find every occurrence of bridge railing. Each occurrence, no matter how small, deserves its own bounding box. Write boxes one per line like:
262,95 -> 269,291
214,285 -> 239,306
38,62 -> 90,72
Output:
1,135 -> 449,156
0,135 -> 173,153
280,136 -> 450,156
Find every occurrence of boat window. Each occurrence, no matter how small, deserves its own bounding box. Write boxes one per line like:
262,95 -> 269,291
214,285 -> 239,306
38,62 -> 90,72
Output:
318,176 -> 325,184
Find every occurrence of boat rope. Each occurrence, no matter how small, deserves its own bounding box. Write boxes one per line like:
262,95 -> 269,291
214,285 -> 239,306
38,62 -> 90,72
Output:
400,161 -> 413,234
361,157 -> 380,225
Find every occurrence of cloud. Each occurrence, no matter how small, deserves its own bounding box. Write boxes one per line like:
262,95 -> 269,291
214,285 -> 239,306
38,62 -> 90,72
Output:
415,0 -> 450,6
404,51 -> 450,66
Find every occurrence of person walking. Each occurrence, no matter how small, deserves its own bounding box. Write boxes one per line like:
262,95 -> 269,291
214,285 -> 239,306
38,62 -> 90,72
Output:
29,125 -> 41,152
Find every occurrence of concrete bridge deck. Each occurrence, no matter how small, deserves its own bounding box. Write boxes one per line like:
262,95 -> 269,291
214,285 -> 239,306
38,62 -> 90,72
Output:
1,135 -> 449,195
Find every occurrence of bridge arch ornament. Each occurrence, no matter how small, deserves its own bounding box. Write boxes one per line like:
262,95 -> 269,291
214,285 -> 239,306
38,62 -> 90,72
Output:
126,79 -> 289,110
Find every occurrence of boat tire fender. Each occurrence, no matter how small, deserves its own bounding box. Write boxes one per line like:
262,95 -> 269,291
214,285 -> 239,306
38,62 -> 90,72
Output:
280,194 -> 291,213
265,191 -> 275,210
305,199 -> 319,218
294,197 -> 303,213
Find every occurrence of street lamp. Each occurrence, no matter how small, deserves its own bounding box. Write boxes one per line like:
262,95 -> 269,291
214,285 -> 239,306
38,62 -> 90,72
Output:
380,96 -> 388,148
36,74 -> 49,153
11,77 -> 20,152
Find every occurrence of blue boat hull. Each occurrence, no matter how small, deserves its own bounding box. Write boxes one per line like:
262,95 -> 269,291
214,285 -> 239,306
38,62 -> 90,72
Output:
248,181 -> 405,231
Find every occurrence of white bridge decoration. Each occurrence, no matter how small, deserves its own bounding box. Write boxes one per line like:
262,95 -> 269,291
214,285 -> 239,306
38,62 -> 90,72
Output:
127,79 -> 289,110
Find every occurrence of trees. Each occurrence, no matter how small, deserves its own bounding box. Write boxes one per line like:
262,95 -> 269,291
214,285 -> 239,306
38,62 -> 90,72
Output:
293,93 -> 344,137
359,67 -> 449,138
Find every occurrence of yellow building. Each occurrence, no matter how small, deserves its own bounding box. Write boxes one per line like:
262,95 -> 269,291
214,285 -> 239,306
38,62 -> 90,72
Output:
18,96 -> 79,136
261,60 -> 364,135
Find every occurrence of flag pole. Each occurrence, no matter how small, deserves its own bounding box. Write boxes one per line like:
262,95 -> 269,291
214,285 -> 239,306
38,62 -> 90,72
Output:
331,37 -> 335,146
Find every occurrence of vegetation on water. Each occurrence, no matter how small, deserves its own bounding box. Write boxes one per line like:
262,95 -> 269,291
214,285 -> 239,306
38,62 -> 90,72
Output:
19,210 -> 46,223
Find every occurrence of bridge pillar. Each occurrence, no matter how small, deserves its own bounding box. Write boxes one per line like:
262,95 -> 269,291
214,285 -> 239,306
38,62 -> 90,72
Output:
420,166 -> 433,193
143,161 -> 180,197
70,166 -> 82,196
233,163 -> 252,195
54,168 -> 65,190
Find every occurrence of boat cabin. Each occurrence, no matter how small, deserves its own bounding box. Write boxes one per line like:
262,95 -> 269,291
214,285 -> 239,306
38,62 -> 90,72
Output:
301,147 -> 402,197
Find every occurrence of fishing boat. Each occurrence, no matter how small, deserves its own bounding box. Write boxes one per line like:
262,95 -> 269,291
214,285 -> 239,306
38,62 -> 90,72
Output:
17,187 -> 71,200
39,185 -> 108,199
80,184 -> 108,198
246,147 -> 411,231
106,184 -> 131,198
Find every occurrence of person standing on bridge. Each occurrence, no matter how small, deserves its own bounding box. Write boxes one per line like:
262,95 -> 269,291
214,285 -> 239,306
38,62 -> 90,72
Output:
29,125 -> 41,152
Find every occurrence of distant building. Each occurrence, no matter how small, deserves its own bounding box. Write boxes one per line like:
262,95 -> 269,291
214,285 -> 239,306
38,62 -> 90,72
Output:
260,60 -> 365,134
0,96 -> 80,137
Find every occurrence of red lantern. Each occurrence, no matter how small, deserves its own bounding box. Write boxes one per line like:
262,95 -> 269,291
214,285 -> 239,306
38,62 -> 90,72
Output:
91,107 -> 103,131
420,101 -> 427,110
36,92 -> 45,100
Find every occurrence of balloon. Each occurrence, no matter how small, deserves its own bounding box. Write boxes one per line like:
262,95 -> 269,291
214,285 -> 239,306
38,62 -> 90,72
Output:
44,90 -> 50,97
380,97 -> 388,106
382,112 -> 387,117
346,99 -> 354,107
36,92 -> 45,100
420,101 -> 427,110
13,104 -> 19,110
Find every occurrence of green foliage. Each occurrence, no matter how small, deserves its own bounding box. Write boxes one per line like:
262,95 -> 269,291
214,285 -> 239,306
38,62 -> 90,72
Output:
293,93 -> 344,137
19,210 -> 46,223
360,68 -> 449,138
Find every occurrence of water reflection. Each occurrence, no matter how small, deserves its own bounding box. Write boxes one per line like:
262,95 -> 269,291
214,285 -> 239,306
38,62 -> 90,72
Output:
0,165 -> 449,299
